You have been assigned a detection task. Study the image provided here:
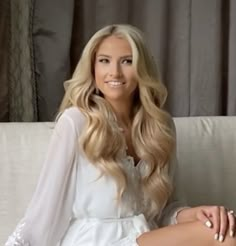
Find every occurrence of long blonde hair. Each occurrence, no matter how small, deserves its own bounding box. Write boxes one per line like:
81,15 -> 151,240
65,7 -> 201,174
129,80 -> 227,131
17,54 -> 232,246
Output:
59,24 -> 175,219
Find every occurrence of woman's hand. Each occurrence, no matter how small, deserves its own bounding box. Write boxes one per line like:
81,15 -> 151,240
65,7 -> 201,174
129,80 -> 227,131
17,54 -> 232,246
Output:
196,206 -> 235,242
177,205 -> 235,242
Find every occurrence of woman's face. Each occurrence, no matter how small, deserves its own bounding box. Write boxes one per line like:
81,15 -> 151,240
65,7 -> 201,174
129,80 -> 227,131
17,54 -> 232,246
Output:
94,35 -> 138,104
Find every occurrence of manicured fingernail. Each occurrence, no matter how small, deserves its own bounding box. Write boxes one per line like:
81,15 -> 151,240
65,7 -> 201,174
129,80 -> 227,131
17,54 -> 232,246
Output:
205,220 -> 212,228
214,233 -> 219,240
219,235 -> 224,242
230,230 -> 234,237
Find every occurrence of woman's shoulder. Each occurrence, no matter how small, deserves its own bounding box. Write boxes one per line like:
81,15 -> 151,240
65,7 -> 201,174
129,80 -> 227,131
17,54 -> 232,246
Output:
62,106 -> 85,119
60,106 -> 86,134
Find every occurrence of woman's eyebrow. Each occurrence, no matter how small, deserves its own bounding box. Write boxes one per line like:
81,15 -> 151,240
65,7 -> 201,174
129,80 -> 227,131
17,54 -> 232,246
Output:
97,54 -> 132,58
97,54 -> 111,58
120,55 -> 132,58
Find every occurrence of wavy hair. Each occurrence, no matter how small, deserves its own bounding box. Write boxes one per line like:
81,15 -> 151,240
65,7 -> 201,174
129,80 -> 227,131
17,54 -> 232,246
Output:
59,24 -> 175,219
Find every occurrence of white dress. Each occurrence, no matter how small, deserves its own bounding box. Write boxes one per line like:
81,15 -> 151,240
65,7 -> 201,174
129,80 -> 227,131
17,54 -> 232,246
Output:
5,107 -> 184,246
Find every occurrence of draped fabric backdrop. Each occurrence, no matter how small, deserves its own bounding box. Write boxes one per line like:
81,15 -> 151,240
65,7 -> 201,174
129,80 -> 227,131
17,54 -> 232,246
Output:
0,0 -> 235,121
0,0 -> 10,121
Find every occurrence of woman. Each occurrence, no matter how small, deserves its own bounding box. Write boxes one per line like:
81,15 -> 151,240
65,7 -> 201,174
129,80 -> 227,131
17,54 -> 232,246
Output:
5,24 -> 236,246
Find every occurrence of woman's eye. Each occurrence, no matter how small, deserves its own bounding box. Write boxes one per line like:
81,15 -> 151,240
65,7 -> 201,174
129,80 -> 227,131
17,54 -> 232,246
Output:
98,58 -> 109,63
122,59 -> 132,64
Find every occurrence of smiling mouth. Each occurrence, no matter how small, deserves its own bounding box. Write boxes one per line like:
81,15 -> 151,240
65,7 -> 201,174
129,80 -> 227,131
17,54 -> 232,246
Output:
105,81 -> 125,87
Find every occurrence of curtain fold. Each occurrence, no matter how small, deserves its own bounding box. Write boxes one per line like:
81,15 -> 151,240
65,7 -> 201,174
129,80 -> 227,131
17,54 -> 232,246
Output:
189,0 -> 222,116
9,0 -> 36,121
33,0 -> 74,121
164,0 -> 192,116
0,0 -> 10,121
227,0 -> 236,115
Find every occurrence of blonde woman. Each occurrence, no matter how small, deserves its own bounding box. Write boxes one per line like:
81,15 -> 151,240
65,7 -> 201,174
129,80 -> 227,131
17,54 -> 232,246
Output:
5,24 -> 236,246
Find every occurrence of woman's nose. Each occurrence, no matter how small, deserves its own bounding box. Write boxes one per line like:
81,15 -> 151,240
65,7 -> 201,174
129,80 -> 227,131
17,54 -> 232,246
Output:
109,62 -> 122,78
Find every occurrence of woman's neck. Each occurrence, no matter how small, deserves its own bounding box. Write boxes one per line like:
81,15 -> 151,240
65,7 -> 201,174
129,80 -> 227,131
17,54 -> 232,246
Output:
107,100 -> 133,128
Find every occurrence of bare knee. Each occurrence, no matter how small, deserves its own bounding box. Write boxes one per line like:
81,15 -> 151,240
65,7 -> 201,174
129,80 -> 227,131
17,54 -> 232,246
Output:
214,235 -> 236,246
136,221 -> 236,246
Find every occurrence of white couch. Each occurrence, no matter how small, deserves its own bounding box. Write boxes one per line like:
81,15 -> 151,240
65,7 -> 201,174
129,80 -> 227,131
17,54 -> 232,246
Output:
1,117 -> 236,244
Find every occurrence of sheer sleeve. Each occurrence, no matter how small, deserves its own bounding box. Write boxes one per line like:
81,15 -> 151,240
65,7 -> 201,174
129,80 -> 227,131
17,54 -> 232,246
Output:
157,119 -> 189,227
5,112 -> 79,246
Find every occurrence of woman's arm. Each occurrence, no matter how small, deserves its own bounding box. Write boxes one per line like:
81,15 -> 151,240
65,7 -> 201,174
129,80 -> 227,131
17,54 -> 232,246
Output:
5,110 -> 79,246
157,119 -> 189,226
159,119 -> 236,242
157,151 -> 189,226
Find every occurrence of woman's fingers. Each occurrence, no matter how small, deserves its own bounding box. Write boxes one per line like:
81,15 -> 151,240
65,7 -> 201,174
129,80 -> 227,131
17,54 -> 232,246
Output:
196,206 -> 235,242
211,206 -> 220,241
228,210 -> 235,237
218,206 -> 228,242
196,209 -> 213,228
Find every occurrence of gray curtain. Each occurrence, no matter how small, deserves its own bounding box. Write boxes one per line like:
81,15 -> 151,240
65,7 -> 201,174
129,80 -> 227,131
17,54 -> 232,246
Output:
71,0 -> 236,117
33,0 -> 74,121
9,0 -> 36,121
228,0 -> 236,114
0,0 -> 10,121
1,0 -> 235,121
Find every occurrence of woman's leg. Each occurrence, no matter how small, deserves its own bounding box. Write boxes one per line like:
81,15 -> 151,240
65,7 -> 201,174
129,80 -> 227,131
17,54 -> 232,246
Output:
137,221 -> 236,246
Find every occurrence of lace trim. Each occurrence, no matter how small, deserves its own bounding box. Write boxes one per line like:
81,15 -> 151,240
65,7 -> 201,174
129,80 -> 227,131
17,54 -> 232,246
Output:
5,221 -> 30,246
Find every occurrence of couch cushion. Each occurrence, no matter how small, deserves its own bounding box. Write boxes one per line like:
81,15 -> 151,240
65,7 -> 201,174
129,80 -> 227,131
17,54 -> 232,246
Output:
0,122 -> 54,244
0,117 -> 236,244
174,116 -> 236,210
